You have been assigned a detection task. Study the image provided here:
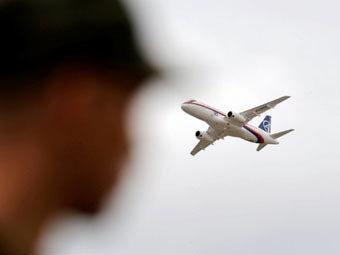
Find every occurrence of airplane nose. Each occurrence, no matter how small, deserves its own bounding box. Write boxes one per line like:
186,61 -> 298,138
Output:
181,103 -> 191,113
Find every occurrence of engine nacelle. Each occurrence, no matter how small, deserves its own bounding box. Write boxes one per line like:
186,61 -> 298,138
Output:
195,131 -> 214,142
227,111 -> 247,125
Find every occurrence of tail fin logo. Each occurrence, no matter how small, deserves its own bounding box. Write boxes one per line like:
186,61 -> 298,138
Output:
259,116 -> 271,133
263,120 -> 271,132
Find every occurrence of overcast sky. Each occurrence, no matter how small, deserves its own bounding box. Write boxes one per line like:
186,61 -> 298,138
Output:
40,0 -> 340,254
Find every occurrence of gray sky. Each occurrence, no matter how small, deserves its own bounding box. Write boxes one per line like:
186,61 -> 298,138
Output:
40,0 -> 340,254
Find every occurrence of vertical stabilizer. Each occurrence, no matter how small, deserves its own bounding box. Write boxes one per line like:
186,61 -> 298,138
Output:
259,115 -> 271,133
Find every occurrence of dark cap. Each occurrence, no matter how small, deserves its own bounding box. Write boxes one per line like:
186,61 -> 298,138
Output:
0,0 -> 153,81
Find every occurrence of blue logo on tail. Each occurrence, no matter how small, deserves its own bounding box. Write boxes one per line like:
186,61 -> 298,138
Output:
259,115 -> 271,133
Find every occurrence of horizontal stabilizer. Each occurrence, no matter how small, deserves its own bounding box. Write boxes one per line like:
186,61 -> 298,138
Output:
271,129 -> 294,139
256,143 -> 268,151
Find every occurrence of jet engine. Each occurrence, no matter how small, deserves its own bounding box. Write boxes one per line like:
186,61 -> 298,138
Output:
195,131 -> 214,142
227,111 -> 247,125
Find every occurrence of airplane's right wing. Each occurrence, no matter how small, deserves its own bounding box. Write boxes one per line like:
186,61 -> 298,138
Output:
240,96 -> 290,123
190,127 -> 227,156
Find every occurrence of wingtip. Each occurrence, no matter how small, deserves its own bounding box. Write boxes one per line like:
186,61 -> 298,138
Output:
285,129 -> 295,134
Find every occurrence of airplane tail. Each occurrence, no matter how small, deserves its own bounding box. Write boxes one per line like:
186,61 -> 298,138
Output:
256,143 -> 267,151
257,129 -> 294,152
258,115 -> 271,133
271,129 -> 294,139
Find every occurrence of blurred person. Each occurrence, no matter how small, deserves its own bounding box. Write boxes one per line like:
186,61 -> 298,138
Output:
0,0 -> 154,254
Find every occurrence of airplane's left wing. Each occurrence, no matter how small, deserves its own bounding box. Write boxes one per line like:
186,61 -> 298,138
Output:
191,127 -> 226,156
240,96 -> 290,123
191,140 -> 211,156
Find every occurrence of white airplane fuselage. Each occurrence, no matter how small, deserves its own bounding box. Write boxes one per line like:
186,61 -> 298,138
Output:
181,100 -> 278,145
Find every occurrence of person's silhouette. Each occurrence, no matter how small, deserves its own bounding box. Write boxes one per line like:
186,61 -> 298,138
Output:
0,1 -> 154,254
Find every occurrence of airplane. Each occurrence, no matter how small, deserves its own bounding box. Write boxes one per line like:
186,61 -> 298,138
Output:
181,96 -> 294,156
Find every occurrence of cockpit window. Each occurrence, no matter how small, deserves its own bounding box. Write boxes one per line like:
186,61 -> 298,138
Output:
186,99 -> 196,103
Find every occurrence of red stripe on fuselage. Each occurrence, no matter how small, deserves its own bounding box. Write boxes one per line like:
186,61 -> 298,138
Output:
185,102 -> 227,117
244,125 -> 265,143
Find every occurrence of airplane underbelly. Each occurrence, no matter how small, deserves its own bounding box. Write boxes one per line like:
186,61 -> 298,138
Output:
211,115 -> 227,128
190,108 -> 211,121
223,125 -> 261,143
242,130 -> 258,143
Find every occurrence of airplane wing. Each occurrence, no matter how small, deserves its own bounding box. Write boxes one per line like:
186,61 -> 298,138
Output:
240,96 -> 290,123
191,139 -> 213,156
191,127 -> 227,156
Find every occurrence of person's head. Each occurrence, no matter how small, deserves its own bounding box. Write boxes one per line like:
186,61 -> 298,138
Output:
0,0 -> 153,214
